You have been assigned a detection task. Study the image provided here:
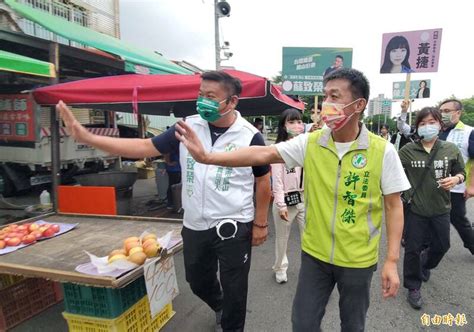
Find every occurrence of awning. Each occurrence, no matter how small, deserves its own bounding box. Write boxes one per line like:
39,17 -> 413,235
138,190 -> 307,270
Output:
5,0 -> 192,75
33,69 -> 305,116
0,50 -> 56,77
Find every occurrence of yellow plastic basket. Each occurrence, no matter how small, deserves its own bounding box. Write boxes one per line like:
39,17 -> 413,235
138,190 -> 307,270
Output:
63,296 -> 174,332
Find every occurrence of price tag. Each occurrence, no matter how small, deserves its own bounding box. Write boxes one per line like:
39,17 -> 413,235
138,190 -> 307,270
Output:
144,256 -> 179,318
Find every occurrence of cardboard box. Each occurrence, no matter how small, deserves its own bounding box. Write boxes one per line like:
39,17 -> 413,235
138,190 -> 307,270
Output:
137,167 -> 155,179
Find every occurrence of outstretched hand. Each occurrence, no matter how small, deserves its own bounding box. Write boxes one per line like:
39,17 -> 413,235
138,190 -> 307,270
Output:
175,120 -> 208,163
56,100 -> 91,143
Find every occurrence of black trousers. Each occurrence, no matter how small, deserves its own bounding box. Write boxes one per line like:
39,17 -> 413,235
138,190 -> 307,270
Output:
181,223 -> 252,331
450,192 -> 474,254
166,172 -> 181,208
292,252 -> 376,332
403,210 -> 450,290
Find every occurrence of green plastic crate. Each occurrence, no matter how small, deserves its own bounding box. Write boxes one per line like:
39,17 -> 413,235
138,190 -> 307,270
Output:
62,277 -> 147,318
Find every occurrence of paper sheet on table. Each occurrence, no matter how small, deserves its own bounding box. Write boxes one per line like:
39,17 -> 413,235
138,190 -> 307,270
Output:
0,221 -> 78,255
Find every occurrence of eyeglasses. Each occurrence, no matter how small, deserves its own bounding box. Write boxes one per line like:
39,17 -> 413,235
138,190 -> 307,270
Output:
440,108 -> 458,114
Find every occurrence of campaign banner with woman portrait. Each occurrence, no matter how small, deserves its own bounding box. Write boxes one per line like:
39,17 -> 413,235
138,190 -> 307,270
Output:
380,29 -> 442,74
393,79 -> 432,99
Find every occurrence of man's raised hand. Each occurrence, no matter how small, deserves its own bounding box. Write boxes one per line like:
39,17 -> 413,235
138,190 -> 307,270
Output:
56,100 -> 92,143
175,120 -> 208,163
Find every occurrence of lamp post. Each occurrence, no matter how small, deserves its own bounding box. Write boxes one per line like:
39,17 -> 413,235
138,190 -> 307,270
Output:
214,0 -> 231,69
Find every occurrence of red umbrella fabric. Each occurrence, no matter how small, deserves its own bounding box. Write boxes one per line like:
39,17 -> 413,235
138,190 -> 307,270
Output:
32,69 -> 304,117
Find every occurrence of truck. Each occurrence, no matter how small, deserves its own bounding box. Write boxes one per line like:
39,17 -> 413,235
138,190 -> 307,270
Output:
0,93 -> 119,196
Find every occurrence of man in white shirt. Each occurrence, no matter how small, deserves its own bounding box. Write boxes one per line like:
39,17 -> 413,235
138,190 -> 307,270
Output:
175,68 -> 410,331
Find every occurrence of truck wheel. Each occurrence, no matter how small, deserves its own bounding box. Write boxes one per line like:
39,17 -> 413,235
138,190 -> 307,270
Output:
0,171 -> 15,197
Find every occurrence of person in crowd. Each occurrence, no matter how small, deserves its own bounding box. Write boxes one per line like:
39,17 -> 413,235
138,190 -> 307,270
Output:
306,104 -> 324,132
398,98 -> 474,255
253,117 -> 264,133
163,150 -> 181,210
175,68 -> 410,331
271,108 -> 306,284
57,70 -> 272,332
416,80 -> 430,99
323,55 -> 344,78
380,35 -> 413,73
398,107 -> 465,309
380,124 -> 391,140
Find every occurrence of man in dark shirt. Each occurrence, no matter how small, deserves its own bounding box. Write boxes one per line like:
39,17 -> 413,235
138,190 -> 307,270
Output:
57,70 -> 272,332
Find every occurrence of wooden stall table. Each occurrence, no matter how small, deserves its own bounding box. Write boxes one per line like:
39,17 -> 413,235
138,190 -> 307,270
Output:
0,212 -> 183,287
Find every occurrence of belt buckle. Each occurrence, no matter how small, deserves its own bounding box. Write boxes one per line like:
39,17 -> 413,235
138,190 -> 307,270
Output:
216,219 -> 238,241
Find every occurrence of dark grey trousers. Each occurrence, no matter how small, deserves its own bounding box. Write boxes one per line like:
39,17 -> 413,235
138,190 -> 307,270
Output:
292,251 -> 376,332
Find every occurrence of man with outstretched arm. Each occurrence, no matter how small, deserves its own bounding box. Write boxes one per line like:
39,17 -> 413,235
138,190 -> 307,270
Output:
176,68 -> 411,331
57,70 -> 272,332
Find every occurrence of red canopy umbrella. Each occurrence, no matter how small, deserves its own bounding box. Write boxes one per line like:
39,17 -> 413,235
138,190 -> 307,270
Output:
32,69 -> 304,117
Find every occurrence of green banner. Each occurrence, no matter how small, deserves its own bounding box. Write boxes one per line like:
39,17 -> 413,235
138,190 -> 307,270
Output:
281,47 -> 353,95
392,79 -> 431,99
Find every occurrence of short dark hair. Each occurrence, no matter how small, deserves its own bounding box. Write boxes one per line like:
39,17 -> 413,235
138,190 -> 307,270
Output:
380,124 -> 389,130
201,70 -> 242,97
323,68 -> 370,101
439,98 -> 463,111
336,55 -> 344,61
415,107 -> 442,129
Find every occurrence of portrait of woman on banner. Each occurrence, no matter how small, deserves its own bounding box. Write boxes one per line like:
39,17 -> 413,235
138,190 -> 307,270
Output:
380,35 -> 414,74
416,80 -> 430,98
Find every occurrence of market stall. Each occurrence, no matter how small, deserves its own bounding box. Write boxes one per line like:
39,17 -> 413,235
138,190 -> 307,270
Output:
0,213 -> 183,331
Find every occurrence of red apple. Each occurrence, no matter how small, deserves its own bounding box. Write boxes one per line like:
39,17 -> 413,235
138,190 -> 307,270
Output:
42,228 -> 56,237
17,225 -> 29,232
38,226 -> 50,234
22,234 -> 36,245
6,237 -> 21,247
30,231 -> 43,239
0,240 -> 5,249
28,223 -> 40,232
51,224 -> 60,233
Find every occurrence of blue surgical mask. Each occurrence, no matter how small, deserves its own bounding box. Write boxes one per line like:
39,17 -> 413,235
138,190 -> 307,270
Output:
196,96 -> 232,122
418,124 -> 440,141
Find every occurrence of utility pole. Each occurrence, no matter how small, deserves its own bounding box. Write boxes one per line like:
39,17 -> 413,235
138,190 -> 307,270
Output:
214,0 -> 221,69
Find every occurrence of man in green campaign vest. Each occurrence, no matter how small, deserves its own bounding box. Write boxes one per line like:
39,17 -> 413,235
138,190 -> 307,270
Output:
176,68 -> 411,331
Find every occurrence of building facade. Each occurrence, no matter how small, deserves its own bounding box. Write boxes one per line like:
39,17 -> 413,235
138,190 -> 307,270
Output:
368,93 -> 392,118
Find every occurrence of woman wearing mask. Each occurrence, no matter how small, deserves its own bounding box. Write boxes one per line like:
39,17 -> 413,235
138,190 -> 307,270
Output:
398,107 -> 465,310
271,108 -> 306,284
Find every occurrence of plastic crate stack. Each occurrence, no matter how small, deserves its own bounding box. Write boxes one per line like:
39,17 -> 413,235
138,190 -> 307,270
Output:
0,275 -> 63,331
61,276 -> 174,332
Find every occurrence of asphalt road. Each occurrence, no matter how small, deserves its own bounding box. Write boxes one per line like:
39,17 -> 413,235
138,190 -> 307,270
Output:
3,178 -> 473,332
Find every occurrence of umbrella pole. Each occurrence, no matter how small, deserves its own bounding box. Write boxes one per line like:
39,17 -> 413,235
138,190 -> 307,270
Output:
49,41 -> 60,211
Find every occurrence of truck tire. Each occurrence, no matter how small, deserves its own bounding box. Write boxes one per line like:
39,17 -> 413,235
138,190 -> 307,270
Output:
0,170 -> 15,197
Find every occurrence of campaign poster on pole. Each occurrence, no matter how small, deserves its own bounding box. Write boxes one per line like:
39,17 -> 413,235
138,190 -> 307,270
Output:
380,28 -> 442,74
281,47 -> 353,95
393,79 -> 432,99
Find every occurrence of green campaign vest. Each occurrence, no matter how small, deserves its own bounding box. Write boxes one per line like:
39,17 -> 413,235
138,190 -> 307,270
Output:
303,125 -> 386,268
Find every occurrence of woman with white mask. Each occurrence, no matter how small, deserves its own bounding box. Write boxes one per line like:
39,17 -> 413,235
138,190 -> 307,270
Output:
398,107 -> 465,310
271,108 -> 306,284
